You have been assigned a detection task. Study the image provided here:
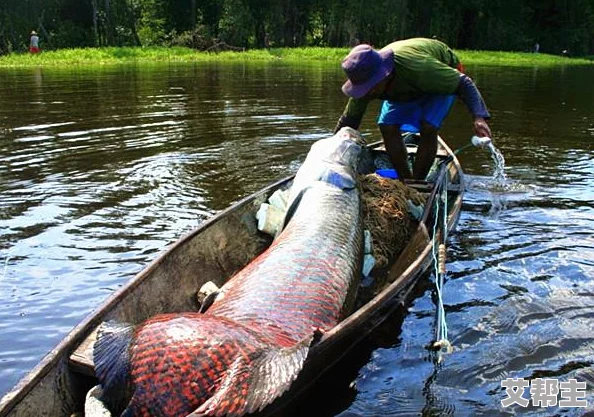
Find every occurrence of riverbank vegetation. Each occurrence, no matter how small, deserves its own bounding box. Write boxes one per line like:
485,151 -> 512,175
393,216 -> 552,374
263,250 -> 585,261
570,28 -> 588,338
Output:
2,0 -> 594,58
0,46 -> 592,68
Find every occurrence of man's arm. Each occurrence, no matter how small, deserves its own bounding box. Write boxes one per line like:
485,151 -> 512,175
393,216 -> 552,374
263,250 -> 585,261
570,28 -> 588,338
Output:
334,114 -> 361,133
333,97 -> 369,133
456,74 -> 492,137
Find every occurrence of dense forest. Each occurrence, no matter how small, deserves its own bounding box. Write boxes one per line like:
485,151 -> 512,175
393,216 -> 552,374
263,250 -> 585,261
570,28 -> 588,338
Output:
2,0 -> 594,56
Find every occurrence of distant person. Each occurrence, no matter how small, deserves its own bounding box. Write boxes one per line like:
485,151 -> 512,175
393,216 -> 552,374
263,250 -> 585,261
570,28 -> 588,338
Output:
29,31 -> 40,53
335,37 -> 492,180
534,42 -> 540,53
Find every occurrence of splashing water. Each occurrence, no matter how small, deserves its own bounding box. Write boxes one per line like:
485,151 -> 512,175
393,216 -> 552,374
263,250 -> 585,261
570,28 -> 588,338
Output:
486,142 -> 508,189
481,142 -> 510,215
470,136 -> 510,190
469,136 -> 516,216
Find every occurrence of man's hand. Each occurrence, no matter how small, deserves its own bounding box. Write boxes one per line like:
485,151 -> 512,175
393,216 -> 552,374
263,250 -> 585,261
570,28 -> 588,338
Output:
334,114 -> 360,134
473,117 -> 491,138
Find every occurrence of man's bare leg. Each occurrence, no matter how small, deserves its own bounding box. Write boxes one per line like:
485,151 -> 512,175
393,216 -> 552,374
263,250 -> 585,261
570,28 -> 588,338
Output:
379,124 -> 412,179
413,121 -> 438,180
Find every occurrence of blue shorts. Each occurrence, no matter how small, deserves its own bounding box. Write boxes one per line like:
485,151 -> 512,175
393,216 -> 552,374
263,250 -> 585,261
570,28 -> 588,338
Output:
377,95 -> 456,132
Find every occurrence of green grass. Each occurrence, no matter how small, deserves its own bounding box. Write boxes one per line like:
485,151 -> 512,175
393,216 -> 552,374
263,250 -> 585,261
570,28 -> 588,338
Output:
0,46 -> 592,68
457,49 -> 592,67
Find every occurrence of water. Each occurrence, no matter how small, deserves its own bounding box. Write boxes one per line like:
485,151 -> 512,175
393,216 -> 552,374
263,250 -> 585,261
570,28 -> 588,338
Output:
325,140 -> 594,415
477,140 -> 512,216
487,142 -> 508,188
0,63 -> 593,416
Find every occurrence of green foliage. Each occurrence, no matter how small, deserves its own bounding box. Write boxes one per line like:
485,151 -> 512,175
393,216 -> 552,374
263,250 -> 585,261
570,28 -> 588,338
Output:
137,17 -> 166,45
50,20 -> 95,48
168,26 -> 216,50
2,0 -> 594,55
218,0 -> 255,47
1,46 -> 591,68
135,0 -> 167,45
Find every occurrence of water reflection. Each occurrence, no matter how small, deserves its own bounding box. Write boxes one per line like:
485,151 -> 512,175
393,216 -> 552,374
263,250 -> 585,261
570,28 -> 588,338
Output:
0,63 -> 339,396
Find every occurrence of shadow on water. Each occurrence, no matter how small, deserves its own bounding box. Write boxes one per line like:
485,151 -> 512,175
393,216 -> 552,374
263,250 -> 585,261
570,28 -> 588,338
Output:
271,280 -> 432,417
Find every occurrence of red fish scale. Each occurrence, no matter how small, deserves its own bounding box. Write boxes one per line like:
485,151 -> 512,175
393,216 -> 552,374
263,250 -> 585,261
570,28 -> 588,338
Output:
208,184 -> 362,346
126,313 -> 272,417
116,178 -> 363,417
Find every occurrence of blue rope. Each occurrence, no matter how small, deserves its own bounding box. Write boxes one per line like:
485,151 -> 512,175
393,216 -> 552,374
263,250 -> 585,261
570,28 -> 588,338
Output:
432,172 -> 452,357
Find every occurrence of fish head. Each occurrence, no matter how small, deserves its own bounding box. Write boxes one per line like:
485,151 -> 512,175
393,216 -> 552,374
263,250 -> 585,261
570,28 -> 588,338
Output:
291,127 -> 366,198
318,127 -> 366,173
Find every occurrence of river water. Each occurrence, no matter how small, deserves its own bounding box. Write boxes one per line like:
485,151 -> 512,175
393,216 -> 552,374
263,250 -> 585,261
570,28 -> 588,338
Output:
0,61 -> 593,416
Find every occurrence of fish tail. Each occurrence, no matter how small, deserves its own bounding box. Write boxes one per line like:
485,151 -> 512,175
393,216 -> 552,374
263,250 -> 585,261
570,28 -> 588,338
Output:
190,327 -> 314,417
93,320 -> 135,414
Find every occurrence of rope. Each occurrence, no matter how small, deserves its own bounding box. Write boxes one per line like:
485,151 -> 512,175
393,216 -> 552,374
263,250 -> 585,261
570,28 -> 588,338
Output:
431,172 -> 452,359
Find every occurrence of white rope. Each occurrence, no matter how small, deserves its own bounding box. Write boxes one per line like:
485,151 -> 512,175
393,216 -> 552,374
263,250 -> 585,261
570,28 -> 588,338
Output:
431,174 -> 452,358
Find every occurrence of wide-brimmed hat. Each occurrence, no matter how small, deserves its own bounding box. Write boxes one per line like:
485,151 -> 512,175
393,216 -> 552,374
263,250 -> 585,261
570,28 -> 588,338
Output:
30,31 -> 37,35
341,44 -> 394,99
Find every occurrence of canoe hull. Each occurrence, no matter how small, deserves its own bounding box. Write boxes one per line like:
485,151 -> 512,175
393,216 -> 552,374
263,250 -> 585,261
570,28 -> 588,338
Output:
0,138 -> 464,417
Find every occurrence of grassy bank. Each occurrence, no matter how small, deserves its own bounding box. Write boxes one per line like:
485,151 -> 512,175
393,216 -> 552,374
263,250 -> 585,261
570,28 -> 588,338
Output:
0,46 -> 592,68
0,46 -> 346,67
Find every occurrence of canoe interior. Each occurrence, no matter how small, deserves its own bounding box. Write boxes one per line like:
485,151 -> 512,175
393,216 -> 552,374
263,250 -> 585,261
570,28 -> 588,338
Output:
0,138 -> 464,417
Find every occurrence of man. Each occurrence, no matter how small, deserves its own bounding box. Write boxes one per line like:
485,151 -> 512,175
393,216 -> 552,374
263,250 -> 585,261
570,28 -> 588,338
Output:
335,38 -> 492,180
29,31 -> 40,53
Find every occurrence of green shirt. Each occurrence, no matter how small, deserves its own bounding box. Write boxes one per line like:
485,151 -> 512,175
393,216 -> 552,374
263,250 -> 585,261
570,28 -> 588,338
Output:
341,38 -> 462,126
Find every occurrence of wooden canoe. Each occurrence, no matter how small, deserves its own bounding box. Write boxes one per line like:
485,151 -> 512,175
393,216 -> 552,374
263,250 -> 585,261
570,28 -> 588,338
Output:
0,136 -> 464,417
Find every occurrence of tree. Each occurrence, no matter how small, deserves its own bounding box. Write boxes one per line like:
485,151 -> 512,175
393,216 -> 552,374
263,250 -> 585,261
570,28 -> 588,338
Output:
2,0 -> 594,55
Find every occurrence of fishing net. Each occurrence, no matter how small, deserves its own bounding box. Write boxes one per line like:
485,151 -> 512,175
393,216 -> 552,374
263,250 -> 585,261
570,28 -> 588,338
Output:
359,174 -> 427,269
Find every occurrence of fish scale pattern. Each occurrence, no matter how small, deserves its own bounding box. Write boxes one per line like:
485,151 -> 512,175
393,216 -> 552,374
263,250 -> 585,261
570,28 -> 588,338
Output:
125,314 -> 271,417
95,132 -> 365,417
208,182 -> 363,346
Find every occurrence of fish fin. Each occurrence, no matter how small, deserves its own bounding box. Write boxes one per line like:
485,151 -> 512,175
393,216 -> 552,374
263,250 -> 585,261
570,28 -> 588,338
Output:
197,281 -> 220,313
198,290 -> 219,313
281,187 -> 306,231
189,334 -> 314,417
285,166 -> 354,231
93,320 -> 134,413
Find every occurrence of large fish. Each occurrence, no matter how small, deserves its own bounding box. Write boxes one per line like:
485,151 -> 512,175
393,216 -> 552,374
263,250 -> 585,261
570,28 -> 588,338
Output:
93,127 -> 366,417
